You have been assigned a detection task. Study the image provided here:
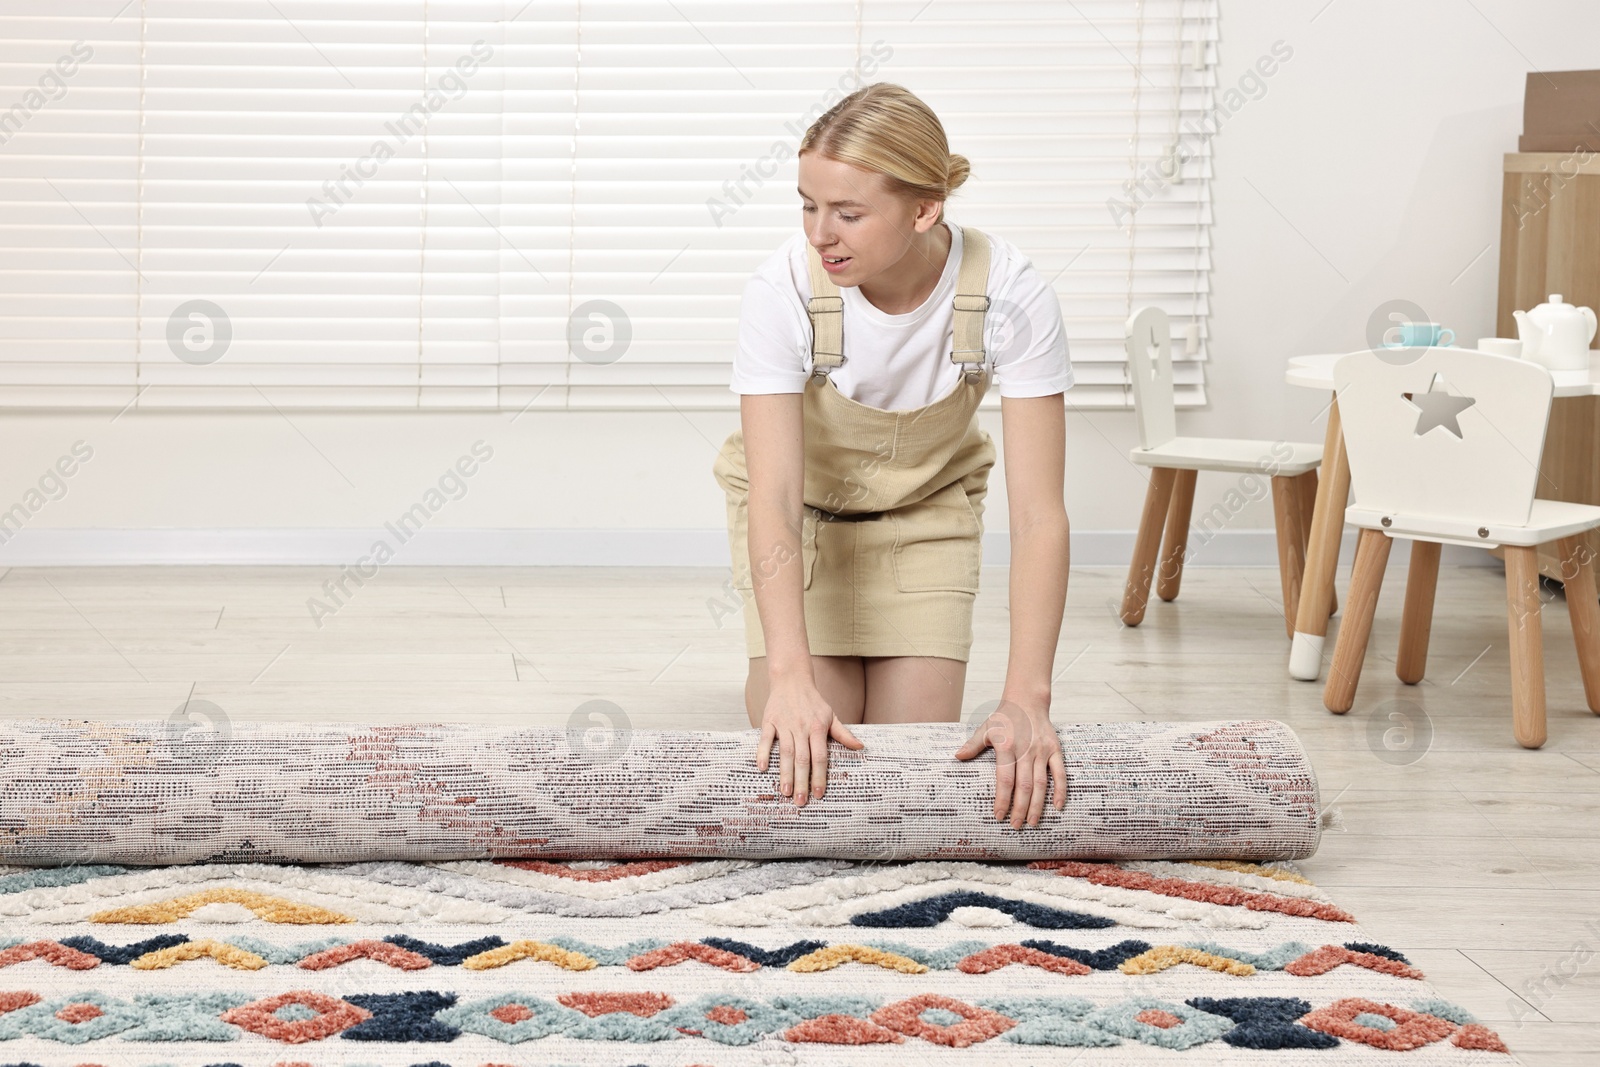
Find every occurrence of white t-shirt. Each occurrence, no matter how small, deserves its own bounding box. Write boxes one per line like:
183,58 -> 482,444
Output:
729,221 -> 1073,411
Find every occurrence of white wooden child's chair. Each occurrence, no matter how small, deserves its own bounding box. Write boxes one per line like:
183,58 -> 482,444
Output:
1323,345 -> 1600,748
1120,307 -> 1327,631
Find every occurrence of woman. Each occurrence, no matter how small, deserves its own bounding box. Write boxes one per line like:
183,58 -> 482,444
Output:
711,83 -> 1073,829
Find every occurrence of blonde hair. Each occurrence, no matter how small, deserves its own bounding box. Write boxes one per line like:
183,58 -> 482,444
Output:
798,83 -> 970,219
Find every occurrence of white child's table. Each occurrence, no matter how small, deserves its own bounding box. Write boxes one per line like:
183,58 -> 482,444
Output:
1282,349 -> 1600,681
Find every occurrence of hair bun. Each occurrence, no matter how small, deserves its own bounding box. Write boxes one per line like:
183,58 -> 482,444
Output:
945,152 -> 971,194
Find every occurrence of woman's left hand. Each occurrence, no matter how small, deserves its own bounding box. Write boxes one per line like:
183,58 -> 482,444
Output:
953,698 -> 1067,828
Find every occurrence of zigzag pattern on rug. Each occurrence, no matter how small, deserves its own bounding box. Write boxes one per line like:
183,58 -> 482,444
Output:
0,856 -> 1516,1061
0,933 -> 1426,979
0,988 -> 1510,1051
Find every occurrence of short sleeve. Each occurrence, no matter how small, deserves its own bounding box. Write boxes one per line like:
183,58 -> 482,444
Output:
730,273 -> 810,395
990,261 -> 1074,399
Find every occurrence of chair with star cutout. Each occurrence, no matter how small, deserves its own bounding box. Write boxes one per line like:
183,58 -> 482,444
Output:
1324,345 -> 1600,748
1119,306 -> 1327,633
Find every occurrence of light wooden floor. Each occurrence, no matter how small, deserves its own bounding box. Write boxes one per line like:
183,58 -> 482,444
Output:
1,560 -> 1595,1064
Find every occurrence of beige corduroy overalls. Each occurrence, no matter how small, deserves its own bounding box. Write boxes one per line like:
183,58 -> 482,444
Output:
712,224 -> 998,663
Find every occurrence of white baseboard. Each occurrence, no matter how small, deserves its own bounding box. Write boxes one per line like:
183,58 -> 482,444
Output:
0,527 -> 1508,569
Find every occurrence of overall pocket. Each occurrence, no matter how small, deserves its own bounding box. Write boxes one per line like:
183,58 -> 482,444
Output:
890,487 -> 983,594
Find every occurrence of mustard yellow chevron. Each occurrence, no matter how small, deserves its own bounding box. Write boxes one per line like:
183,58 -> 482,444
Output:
130,938 -> 269,971
788,944 -> 928,974
1188,860 -> 1312,885
462,940 -> 598,972
1120,946 -> 1255,977
91,888 -> 356,925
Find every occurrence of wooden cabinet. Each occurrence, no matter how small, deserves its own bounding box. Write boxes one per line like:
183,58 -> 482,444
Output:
1496,152 -> 1600,580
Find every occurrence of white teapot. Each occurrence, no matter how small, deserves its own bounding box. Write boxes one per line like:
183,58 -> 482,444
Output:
1513,294 -> 1597,372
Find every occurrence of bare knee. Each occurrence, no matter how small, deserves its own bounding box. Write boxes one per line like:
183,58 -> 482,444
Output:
745,658 -> 768,727
745,655 -> 866,726
812,656 -> 867,723
862,656 -> 967,723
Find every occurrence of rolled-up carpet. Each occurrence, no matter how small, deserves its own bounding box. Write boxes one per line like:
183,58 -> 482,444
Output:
0,717 -> 1321,865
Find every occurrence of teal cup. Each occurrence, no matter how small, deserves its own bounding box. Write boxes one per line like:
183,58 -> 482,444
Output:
1382,321 -> 1454,347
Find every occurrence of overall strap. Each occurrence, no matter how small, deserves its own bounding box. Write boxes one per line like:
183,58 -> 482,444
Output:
805,243 -> 844,377
951,225 -> 991,379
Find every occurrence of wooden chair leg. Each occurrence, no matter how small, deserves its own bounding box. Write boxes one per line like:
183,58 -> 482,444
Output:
1557,535 -> 1600,714
1292,402 -> 1351,681
1272,475 -> 1309,639
1121,467 -> 1178,626
1156,468 -> 1198,602
1324,528 -> 1392,713
1504,545 -> 1548,749
1396,540 -> 1442,684
1295,469 -> 1337,617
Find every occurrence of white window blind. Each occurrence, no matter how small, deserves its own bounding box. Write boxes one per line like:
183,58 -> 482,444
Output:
0,0 -> 1215,411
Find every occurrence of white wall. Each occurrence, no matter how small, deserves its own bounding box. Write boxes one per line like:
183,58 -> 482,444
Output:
2,0 -> 1593,566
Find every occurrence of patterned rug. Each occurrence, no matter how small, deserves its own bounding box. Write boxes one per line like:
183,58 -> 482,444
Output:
0,719 -> 1321,865
0,855 -> 1516,1065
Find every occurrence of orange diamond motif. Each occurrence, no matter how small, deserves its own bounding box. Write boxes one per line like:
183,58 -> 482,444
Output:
221,991 -> 372,1043
55,1002 -> 105,1024
490,1003 -> 536,1024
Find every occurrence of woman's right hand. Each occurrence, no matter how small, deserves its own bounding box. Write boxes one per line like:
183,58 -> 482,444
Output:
755,674 -> 864,806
